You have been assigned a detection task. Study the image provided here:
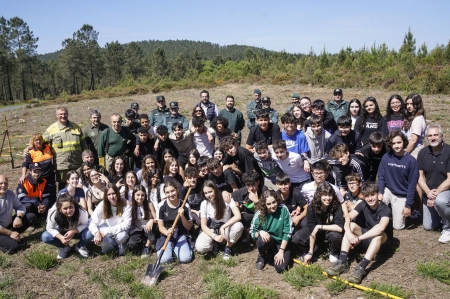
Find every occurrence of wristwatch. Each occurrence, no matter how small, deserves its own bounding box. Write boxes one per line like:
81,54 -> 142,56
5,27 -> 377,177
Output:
17,215 -> 23,219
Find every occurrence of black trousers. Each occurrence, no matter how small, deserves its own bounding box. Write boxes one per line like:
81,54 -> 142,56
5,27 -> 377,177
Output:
292,227 -> 342,256
256,236 -> 291,273
0,214 -> 36,253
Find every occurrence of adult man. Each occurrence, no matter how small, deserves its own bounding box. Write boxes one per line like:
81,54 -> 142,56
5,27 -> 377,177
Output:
149,95 -> 171,127
218,95 -> 245,145
286,92 -> 301,113
0,175 -> 36,253
163,102 -> 189,134
98,113 -> 136,171
130,102 -> 140,119
246,89 -> 262,128
261,96 -> 278,124
43,107 -> 86,190
196,90 -> 218,122
326,88 -> 349,122
418,124 -> 450,243
83,110 -> 109,164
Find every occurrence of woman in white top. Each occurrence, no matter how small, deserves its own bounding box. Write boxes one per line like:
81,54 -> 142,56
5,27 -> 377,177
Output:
148,169 -> 166,220
89,183 -> 132,256
120,171 -> 137,204
195,180 -> 243,260
403,93 -> 426,159
136,154 -> 159,189
42,193 -> 93,259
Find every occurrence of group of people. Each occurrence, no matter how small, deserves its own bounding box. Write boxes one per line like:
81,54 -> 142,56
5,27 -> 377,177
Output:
0,87 -> 449,284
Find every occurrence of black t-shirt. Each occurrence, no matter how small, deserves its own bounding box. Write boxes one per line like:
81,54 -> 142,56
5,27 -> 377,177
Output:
180,179 -> 204,211
344,190 -> 360,203
246,123 -> 281,147
276,186 -> 307,213
354,116 -> 383,146
232,185 -> 268,214
135,138 -> 156,169
158,199 -> 192,235
359,142 -> 388,181
354,201 -> 393,238
418,143 -> 450,190
163,174 -> 183,191
207,169 -> 236,193
222,146 -> 261,175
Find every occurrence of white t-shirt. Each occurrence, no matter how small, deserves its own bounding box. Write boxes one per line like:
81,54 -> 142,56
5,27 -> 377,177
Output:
301,181 -> 344,204
404,115 -> 426,149
200,198 -> 236,223
194,128 -> 216,157
149,184 -> 167,217
270,149 -> 310,183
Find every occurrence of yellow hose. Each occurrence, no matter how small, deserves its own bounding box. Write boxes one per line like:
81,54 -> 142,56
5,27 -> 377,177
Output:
292,258 -> 403,299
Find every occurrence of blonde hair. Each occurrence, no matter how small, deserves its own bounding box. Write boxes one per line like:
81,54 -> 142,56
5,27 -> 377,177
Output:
29,133 -> 44,147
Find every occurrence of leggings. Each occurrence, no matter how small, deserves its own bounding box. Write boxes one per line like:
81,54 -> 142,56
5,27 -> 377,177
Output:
256,236 -> 291,273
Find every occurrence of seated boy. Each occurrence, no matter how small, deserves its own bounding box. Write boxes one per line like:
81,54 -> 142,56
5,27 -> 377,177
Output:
133,127 -> 155,171
169,123 -> 195,168
326,115 -> 362,155
153,125 -> 179,163
325,182 -> 393,284
245,110 -> 281,152
281,113 -> 310,155
329,144 -> 368,197
206,157 -> 238,193
197,156 -> 209,179
192,117 -> 215,157
356,132 -> 388,181
344,174 -> 363,212
180,166 -> 204,226
253,141 -> 281,191
275,172 -> 308,228
221,136 -> 262,178
305,115 -> 331,163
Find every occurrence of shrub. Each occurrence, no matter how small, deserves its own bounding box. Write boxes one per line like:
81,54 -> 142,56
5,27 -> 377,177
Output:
23,247 -> 58,270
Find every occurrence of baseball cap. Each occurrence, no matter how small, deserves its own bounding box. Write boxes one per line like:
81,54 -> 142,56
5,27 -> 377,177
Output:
261,96 -> 271,102
333,88 -> 343,94
169,102 -> 179,108
156,95 -> 165,102
130,102 -> 139,109
29,162 -> 42,170
290,93 -> 300,100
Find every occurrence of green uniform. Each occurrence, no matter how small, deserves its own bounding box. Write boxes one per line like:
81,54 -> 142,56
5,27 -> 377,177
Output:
163,114 -> 189,134
98,127 -> 136,158
246,100 -> 263,128
250,204 -> 293,243
325,100 -> 349,122
149,107 -> 171,127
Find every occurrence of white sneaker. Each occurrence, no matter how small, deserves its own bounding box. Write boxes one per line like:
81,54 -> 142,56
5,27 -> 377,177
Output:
57,245 -> 72,259
75,246 -> 89,258
439,230 -> 450,244
141,247 -> 150,259
118,244 -> 125,256
329,254 -> 339,263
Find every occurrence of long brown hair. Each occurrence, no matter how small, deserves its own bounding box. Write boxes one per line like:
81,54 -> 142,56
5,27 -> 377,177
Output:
103,183 -> 124,220
201,180 -> 226,220
257,190 -> 282,225
131,185 -> 151,227
141,154 -> 159,183
311,182 -> 340,215
403,93 -> 426,131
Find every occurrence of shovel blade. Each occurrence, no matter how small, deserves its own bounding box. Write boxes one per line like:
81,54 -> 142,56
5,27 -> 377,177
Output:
141,263 -> 164,287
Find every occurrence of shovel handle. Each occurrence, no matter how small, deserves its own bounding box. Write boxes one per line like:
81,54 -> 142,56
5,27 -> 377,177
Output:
161,187 -> 192,251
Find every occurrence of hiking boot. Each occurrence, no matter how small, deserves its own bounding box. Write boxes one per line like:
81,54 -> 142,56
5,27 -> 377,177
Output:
325,260 -> 349,276
75,245 -> 89,258
348,266 -> 366,284
255,255 -> 265,270
439,230 -> 450,244
223,247 -> 232,260
141,247 -> 150,259
57,245 -> 72,259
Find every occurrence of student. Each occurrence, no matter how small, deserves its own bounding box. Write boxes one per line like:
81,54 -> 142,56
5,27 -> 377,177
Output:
180,166 -> 204,226
210,116 -> 238,144
207,157 -> 238,193
120,171 -> 138,204
196,181 -> 244,260
329,144 -> 368,196
107,155 -> 127,186
293,182 -> 344,264
305,99 -> 338,134
245,110 -> 281,152
89,183 -> 132,255
381,95 -> 404,136
186,149 -> 200,169
197,156 -> 210,179
346,98 -> 362,130
356,132 -> 388,182
148,169 -> 166,222
403,93 -> 426,158
280,113 -> 310,155
136,154 -> 159,189
57,171 -> 85,207
344,174 -> 363,212
160,149 -> 177,172
354,97 -> 384,146
253,141 -> 281,191
325,182 -> 393,284
275,172 -> 308,229
271,139 -> 311,189
85,167 -> 108,214
133,127 -> 155,171
169,123 -> 195,169
289,103 -> 305,131
127,185 -> 154,258
163,157 -> 183,190
221,136 -> 262,177
325,116 -> 362,155
156,181 -> 193,264
305,115 -> 331,163
42,193 -> 93,259
213,147 -> 225,162
300,97 -> 312,122
78,161 -> 94,193
250,190 -> 293,273
192,117 -> 215,157
378,130 -> 418,230
153,125 -> 179,164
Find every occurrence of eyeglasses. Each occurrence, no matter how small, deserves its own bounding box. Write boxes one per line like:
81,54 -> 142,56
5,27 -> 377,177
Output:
312,172 -> 326,177
90,174 -> 100,178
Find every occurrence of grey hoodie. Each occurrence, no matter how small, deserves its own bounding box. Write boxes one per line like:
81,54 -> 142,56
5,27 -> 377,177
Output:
305,127 -> 331,163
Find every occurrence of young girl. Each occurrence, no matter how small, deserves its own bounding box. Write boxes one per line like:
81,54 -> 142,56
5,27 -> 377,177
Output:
300,97 -> 312,121
346,98 -> 362,130
213,147 -> 225,162
156,181 -> 193,264
160,149 -> 176,171
292,182 -> 344,264
85,168 -> 109,216
79,161 -> 94,192
127,185 -> 154,258
382,95 -> 404,136
58,171 -> 86,209
354,97 -> 384,146
120,171 -> 138,204
185,149 -> 200,169
403,93 -> 426,158
290,103 -> 305,131
108,155 -> 127,186
89,183 -> 132,255
42,193 -> 93,259
163,157 -> 183,190
250,190 -> 293,273
148,168 -> 166,221
136,154 -> 159,189
195,180 -> 243,260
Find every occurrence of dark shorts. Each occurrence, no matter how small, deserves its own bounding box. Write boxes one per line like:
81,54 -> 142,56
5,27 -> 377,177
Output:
359,228 -> 393,254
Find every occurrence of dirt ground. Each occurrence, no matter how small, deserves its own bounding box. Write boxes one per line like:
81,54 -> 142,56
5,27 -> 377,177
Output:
1,83 -> 450,298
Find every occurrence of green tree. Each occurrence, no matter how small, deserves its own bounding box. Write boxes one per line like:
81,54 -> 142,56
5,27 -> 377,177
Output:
400,27 -> 416,55
104,41 -> 124,84
75,24 -> 103,90
172,53 -> 187,80
124,42 -> 145,79
0,16 -> 14,101
152,46 -> 169,77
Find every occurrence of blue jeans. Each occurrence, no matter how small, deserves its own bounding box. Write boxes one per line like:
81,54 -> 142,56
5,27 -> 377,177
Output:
157,234 -> 192,264
41,228 -> 94,248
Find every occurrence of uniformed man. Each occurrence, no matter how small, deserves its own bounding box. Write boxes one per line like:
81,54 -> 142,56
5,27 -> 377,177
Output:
261,96 -> 279,124
163,102 -> 189,134
149,95 -> 171,127
286,93 -> 300,113
43,107 -> 86,190
246,88 -> 263,128
195,90 -> 218,122
83,110 -> 109,164
326,88 -> 349,122
130,102 -> 140,119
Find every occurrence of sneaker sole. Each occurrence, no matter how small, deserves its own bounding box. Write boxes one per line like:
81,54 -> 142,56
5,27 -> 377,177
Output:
325,268 -> 349,276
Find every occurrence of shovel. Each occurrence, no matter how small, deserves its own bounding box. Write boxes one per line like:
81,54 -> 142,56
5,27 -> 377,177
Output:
141,186 -> 192,286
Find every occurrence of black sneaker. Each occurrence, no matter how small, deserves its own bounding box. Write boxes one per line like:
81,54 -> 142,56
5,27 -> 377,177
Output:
348,266 -> 366,284
255,255 -> 265,270
325,260 -> 349,276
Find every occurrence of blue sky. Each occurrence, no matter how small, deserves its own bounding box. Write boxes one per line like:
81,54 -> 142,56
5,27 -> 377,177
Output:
3,0 -> 449,55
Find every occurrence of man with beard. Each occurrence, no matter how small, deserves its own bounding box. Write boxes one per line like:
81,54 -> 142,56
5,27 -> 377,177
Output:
218,95 -> 245,145
83,110 -> 109,164
196,90 -> 219,122
246,89 -> 263,128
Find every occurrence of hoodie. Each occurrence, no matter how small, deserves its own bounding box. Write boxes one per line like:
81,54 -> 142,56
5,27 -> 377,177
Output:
305,127 -> 331,163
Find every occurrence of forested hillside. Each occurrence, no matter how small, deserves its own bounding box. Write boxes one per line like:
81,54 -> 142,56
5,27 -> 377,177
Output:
1,17 -> 450,104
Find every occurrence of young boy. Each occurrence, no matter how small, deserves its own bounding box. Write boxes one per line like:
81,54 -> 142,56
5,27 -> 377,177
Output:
326,115 -> 362,155
221,136 -> 262,178
192,117 -> 215,157
180,166 -> 204,226
305,115 -> 331,163
281,113 -> 310,155
206,157 -> 238,193
133,127 -> 155,171
271,139 -> 310,190
245,110 -> 281,152
356,132 -> 388,181
329,144 -> 368,197
153,125 -> 179,163
325,182 -> 393,284
253,141 -> 281,191
344,174 -> 363,212
305,99 -> 338,134
169,123 -> 195,168
197,156 -> 209,179
138,113 -> 157,138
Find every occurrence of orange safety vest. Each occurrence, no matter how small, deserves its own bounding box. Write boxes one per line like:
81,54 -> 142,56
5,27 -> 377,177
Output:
29,144 -> 53,163
22,177 -> 47,200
